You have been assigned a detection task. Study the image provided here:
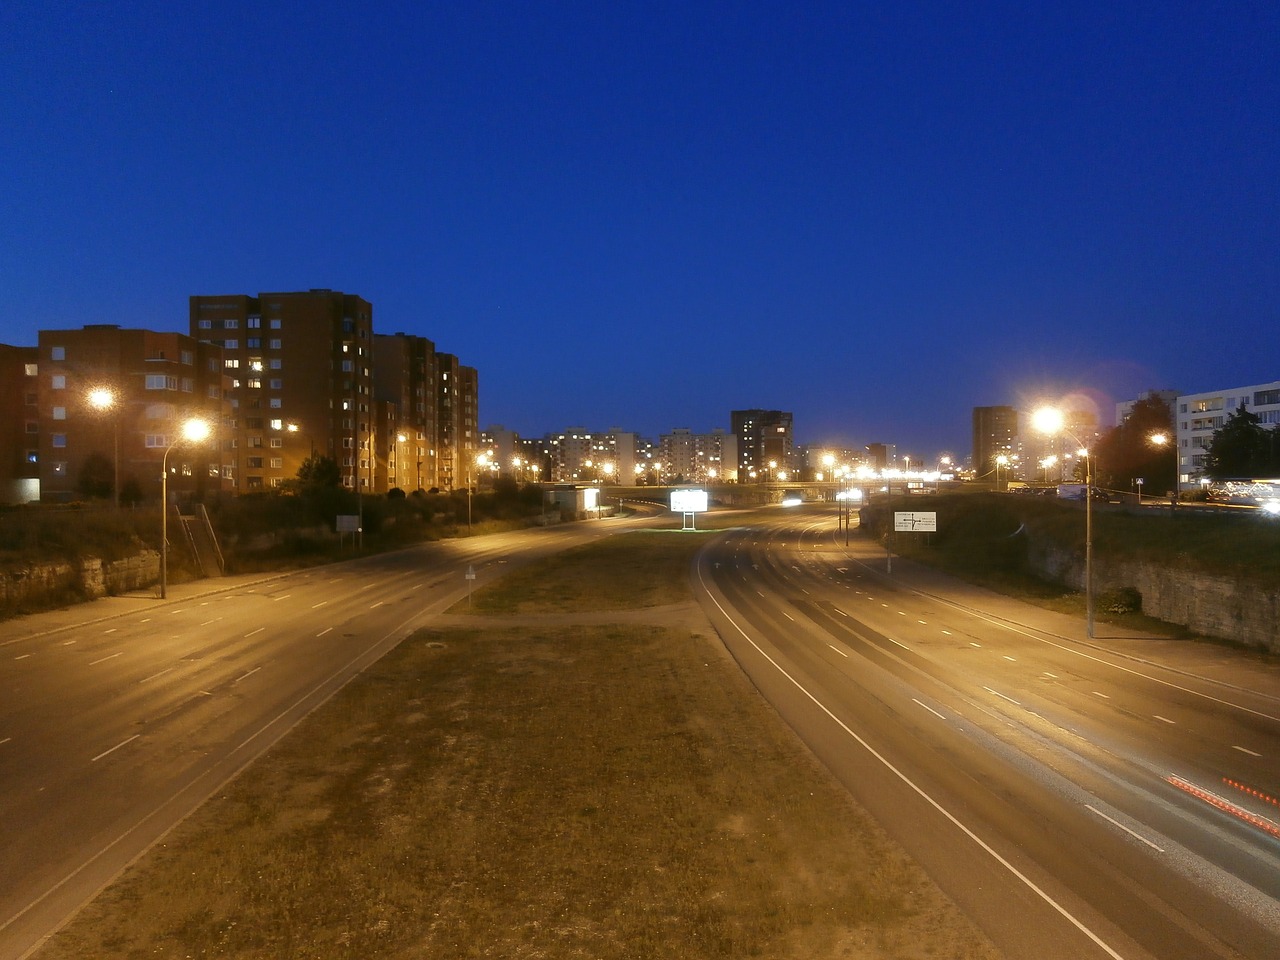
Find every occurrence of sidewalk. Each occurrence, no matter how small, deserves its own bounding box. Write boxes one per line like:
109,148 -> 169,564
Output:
0,572 -> 287,645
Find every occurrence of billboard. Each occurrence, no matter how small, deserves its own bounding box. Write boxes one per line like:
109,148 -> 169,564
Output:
670,489 -> 709,513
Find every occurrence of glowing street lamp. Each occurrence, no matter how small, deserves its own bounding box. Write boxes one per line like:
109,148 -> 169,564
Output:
995,454 -> 1010,491
87,387 -> 120,507
160,418 -> 211,600
1033,405 -> 1094,638
1148,431 -> 1177,515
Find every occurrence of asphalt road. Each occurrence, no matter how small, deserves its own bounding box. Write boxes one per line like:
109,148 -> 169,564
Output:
0,517 -> 646,960
694,505 -> 1280,960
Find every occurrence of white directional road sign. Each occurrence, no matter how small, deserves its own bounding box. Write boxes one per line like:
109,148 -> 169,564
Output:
894,511 -> 937,532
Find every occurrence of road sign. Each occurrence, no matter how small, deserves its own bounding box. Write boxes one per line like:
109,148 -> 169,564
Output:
465,565 -> 476,581
894,511 -> 937,532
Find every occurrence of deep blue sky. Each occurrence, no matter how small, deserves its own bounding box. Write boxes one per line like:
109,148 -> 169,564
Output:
3,2 -> 1277,461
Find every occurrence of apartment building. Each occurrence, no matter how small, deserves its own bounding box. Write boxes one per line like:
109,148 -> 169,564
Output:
1178,380 -> 1280,486
731,409 -> 793,480
658,427 -> 737,483
971,405 -> 1017,482
374,332 -> 438,491
190,290 -> 373,493
0,344 -> 40,502
34,324 -> 226,503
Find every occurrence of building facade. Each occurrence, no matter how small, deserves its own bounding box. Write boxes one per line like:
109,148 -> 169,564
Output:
1178,380 -> 1280,487
0,344 -> 40,502
731,409 -> 793,481
374,332 -> 438,491
35,324 -> 227,503
190,290 -> 374,493
971,405 -> 1018,483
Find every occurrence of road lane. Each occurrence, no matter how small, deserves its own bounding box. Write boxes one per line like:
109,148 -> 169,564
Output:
695,509 -> 1280,960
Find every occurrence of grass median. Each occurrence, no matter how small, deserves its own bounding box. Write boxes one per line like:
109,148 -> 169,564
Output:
38,531 -> 999,959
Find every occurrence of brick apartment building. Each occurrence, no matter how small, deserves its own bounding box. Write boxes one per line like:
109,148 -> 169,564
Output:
32,324 -> 227,503
190,290 -> 374,493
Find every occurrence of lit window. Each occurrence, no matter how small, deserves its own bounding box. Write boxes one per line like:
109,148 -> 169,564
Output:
50,346 -> 65,361
51,433 -> 66,448
51,375 -> 66,389
52,406 -> 66,420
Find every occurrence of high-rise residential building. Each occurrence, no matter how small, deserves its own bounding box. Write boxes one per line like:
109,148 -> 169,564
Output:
731,409 -> 793,481
0,344 -> 40,503
190,290 -> 373,493
434,354 -> 479,490
659,427 -> 737,483
971,405 -> 1018,483
35,324 -> 226,503
374,332 -> 438,491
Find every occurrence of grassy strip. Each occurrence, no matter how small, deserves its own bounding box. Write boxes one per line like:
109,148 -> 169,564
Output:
463,530 -> 711,614
38,533 -> 1000,959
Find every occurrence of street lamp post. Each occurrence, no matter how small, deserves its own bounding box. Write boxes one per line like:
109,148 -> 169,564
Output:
87,387 -> 120,508
995,454 -> 1009,492
1149,432 -> 1176,516
1033,407 -> 1094,638
160,418 -> 211,600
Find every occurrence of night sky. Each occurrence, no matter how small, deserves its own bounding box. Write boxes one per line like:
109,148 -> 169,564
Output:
3,2 -> 1276,461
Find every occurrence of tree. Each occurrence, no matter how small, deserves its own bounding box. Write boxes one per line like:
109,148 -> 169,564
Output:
76,452 -> 115,500
1204,405 -> 1278,479
1092,394 -> 1175,493
295,455 -> 342,492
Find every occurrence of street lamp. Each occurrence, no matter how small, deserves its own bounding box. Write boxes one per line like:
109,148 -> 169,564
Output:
1148,431 -> 1177,516
160,418 -> 211,599
87,387 -> 120,507
1033,406 -> 1094,638
995,454 -> 1009,491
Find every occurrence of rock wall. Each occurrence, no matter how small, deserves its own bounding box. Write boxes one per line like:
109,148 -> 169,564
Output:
1027,540 -> 1279,653
1,552 -> 161,609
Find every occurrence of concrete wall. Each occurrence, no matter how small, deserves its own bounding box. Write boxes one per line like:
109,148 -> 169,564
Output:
1028,540 -> 1280,653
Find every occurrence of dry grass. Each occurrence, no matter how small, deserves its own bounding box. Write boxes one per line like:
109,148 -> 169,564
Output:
37,533 -> 1001,959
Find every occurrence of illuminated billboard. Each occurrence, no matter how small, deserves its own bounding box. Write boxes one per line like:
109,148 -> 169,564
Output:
670,489 -> 709,513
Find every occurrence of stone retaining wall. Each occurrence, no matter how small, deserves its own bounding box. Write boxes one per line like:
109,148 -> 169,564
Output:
1028,541 -> 1279,653
1,552 -> 161,609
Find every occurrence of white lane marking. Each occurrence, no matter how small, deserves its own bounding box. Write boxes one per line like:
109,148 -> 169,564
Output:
370,601 -> 384,609
1085,805 -> 1165,852
103,628 -> 117,635
828,644 -> 849,658
234,667 -> 262,683
1093,691 -> 1111,700
782,611 -> 794,621
835,608 -> 848,617
245,627 -> 264,638
888,637 -> 910,651
0,737 -> 10,746
1043,672 -> 1058,679
970,642 -> 982,648
14,654 -> 30,661
1233,745 -> 1262,757
138,618 -> 151,623
1154,715 -> 1176,725
1003,656 -> 1017,662
198,618 -> 223,626
316,627 -> 333,637
984,686 -> 1022,706
273,594 -> 292,602
942,630 -> 952,636
92,735 -> 140,762
139,667 -> 174,683
697,565 -> 1128,960
90,652 -> 123,666
914,698 -> 947,720
756,590 -> 766,597
62,640 -> 76,646
311,600 -> 328,609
